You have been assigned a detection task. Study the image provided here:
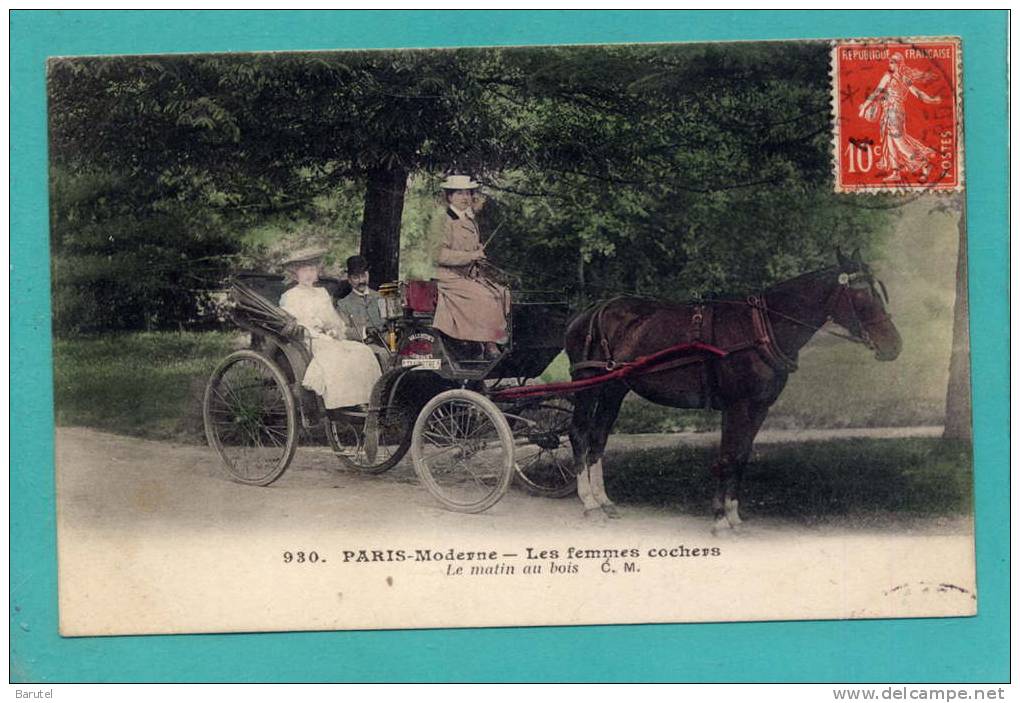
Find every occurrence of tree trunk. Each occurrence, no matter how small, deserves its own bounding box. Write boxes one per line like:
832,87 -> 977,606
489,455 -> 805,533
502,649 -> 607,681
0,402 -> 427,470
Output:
943,198 -> 972,440
359,163 -> 408,283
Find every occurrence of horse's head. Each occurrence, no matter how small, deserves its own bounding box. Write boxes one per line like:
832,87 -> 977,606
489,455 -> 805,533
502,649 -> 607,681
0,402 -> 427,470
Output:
829,249 -> 902,361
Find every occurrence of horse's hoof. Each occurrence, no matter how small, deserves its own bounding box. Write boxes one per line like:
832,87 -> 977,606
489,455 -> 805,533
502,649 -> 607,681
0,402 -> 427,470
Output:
711,518 -> 730,536
602,504 -> 622,519
724,500 -> 742,527
584,508 -> 608,522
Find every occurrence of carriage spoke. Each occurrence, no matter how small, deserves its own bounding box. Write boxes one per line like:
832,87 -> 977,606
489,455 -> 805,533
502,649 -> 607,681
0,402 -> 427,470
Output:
461,462 -> 497,490
437,403 -> 464,439
261,422 -> 289,438
423,428 -> 456,446
413,391 -> 514,513
209,384 -> 237,412
509,400 -> 576,497
218,372 -> 253,408
515,452 -> 543,470
260,425 -> 287,447
204,351 -> 297,487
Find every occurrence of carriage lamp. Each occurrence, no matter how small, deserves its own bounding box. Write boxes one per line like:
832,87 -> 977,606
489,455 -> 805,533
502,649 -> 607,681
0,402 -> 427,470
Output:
378,282 -> 402,320
386,321 -> 398,352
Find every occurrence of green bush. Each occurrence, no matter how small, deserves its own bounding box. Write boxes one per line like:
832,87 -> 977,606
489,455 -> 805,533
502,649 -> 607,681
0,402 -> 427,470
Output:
50,169 -> 241,334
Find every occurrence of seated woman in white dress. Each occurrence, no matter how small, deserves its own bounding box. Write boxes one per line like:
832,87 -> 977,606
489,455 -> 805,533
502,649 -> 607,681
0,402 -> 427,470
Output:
278,247 -> 381,410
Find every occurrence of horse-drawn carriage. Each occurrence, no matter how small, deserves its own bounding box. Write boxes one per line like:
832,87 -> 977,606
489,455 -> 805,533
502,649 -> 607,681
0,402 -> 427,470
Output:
202,273 -> 578,513
205,250 -> 901,529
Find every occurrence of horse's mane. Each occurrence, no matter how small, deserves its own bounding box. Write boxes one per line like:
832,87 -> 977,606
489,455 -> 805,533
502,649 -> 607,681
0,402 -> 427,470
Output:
696,266 -> 841,304
763,266 -> 840,294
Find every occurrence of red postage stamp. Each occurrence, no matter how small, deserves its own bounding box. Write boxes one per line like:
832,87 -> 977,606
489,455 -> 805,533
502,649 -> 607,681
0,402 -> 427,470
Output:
832,38 -> 962,192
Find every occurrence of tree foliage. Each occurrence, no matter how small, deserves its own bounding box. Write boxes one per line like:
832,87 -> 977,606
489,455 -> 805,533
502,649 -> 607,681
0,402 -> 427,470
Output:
48,42 -> 890,332
482,43 -> 887,300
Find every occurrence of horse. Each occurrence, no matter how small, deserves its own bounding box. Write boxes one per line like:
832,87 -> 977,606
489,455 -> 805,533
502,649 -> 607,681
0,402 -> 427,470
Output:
564,249 -> 902,533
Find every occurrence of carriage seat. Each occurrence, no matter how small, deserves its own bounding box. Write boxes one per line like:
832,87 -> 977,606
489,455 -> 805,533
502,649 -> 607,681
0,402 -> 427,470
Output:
396,279 -> 490,366
403,279 -> 438,315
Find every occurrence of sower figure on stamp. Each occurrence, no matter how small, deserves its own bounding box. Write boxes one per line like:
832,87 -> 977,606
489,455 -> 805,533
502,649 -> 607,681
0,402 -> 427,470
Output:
335,254 -> 391,371
858,52 -> 942,182
430,175 -> 510,360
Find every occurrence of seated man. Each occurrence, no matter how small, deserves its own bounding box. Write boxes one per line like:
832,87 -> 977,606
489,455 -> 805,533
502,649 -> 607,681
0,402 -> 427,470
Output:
335,254 -> 391,371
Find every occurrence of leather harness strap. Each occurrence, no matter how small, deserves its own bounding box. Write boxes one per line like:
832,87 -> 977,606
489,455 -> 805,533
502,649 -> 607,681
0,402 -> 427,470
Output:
691,304 -> 714,408
746,295 -> 799,373
570,294 -> 798,378
570,358 -> 622,372
493,341 -> 727,401
569,271 -> 891,384
572,297 -> 626,372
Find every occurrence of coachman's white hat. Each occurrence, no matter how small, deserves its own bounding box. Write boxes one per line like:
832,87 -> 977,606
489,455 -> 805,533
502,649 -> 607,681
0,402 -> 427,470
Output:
440,174 -> 481,190
281,246 -> 328,268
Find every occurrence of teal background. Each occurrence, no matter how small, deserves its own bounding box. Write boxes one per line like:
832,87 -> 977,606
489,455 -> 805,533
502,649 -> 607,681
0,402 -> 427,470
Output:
10,10 -> 1009,682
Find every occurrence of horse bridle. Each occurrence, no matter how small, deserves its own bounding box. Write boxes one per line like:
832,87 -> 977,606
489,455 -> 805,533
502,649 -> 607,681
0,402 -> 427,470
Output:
747,270 -> 891,351
822,270 -> 893,350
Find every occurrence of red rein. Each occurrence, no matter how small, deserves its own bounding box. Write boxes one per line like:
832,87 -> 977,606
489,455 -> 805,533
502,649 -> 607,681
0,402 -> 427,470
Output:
490,341 -> 728,401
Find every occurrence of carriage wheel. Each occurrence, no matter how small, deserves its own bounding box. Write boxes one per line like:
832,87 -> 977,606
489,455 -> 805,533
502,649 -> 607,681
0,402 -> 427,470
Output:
203,350 -> 299,486
327,406 -> 412,474
508,398 -> 578,499
411,389 -> 515,513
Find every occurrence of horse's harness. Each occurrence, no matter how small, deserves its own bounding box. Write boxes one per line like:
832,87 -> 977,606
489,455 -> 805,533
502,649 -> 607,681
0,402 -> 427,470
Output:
571,294 -> 798,381
571,270 -> 890,381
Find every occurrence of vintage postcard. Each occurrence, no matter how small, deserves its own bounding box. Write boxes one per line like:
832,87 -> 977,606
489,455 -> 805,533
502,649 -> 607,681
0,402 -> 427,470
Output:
49,37 -> 976,636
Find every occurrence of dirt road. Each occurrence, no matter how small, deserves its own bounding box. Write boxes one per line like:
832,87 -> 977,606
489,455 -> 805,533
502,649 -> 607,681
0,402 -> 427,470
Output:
56,425 -> 947,538
53,426 -> 976,636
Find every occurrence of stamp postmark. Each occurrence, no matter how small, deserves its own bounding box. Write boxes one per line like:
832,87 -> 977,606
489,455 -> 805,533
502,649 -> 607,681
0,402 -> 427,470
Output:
831,37 -> 962,192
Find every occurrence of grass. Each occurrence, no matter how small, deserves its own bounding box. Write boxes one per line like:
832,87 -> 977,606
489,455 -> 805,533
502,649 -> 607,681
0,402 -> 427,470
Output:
767,334 -> 948,429
53,331 -> 240,441
605,437 -> 973,523
53,328 -> 950,443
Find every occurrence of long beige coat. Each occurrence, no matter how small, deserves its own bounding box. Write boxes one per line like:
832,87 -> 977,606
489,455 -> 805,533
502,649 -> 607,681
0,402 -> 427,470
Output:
431,207 -> 510,343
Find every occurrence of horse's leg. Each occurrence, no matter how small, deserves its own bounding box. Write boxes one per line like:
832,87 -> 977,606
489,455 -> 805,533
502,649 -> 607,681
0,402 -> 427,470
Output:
569,388 -> 603,516
724,402 -> 770,529
712,400 -> 750,534
586,383 -> 629,518
712,400 -> 770,533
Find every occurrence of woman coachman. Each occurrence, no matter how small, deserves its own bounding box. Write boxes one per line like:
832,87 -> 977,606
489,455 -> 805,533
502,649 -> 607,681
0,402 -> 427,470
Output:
430,175 -> 510,359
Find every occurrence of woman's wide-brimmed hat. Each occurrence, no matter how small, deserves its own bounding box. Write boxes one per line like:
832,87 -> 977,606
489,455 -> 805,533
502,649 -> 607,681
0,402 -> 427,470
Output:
281,246 -> 328,268
440,174 -> 481,190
